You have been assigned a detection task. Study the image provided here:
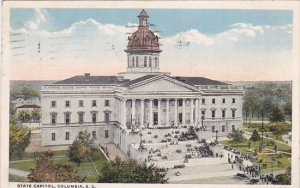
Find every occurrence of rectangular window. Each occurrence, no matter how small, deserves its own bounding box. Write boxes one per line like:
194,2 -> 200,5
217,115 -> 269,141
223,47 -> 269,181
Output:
201,110 -> 205,116
92,100 -> 97,107
105,100 -> 110,106
202,98 -> 205,104
65,100 -> 70,107
51,133 -> 56,141
51,113 -> 57,124
92,113 -> 97,123
212,98 -> 215,104
78,113 -> 84,124
178,100 -> 183,106
212,110 -> 215,119
222,110 -> 226,118
105,130 -> 109,138
232,98 -> 236,104
79,100 -> 84,107
153,100 -> 158,107
222,125 -> 225,132
212,126 -> 215,133
232,110 -> 236,118
66,132 -> 69,140
92,131 -> 96,139
51,101 -> 56,108
65,113 -> 71,124
105,112 -> 110,124
222,98 -> 225,104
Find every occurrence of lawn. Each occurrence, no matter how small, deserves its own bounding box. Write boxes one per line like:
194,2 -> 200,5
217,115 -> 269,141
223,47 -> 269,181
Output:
10,150 -> 69,161
9,149 -> 107,183
9,174 -> 28,182
220,139 -> 291,173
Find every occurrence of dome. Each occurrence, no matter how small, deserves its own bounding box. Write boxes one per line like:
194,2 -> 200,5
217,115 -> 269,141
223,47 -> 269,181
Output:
126,10 -> 161,52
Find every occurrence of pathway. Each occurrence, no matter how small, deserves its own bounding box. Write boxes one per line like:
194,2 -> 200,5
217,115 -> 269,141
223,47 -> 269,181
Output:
9,168 -> 30,178
103,144 -> 128,160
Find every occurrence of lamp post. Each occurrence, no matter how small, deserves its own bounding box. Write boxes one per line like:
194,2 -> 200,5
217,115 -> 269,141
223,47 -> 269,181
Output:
215,130 -> 218,140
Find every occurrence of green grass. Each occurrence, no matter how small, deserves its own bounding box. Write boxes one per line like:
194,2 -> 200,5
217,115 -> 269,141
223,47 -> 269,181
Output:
10,150 -> 69,161
9,174 -> 27,182
9,149 -> 106,183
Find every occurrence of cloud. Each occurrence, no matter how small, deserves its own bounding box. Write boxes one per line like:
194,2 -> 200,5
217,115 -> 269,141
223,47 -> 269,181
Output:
35,9 -> 47,24
9,19 -> 293,81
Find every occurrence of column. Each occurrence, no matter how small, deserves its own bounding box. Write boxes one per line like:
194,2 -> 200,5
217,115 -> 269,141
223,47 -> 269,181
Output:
158,99 -> 161,126
174,99 -> 178,126
122,99 -> 127,129
140,99 -> 144,128
131,99 -> 136,126
195,99 -> 199,125
166,99 -> 169,127
190,98 -> 194,125
149,99 -> 153,127
182,98 -> 186,125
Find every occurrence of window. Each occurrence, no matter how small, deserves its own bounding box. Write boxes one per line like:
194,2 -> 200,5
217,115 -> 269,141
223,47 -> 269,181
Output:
51,113 -> 57,124
65,113 -> 71,124
132,57 -> 134,66
222,125 -> 225,132
51,133 -> 56,141
92,131 -> 96,139
202,98 -> 205,104
201,110 -> 206,116
232,125 -> 236,132
232,98 -> 236,104
105,130 -> 109,138
222,98 -> 225,104
65,100 -> 70,107
232,109 -> 236,118
222,110 -> 226,118
178,99 -> 183,106
136,62 -> 138,67
212,110 -> 215,119
105,112 -> 110,124
153,100 -> 158,107
78,112 -> 84,124
144,56 -> 147,65
66,132 -> 70,140
136,56 -> 139,63
212,98 -> 215,104
149,56 -> 152,65
92,100 -> 97,107
51,101 -> 56,108
105,100 -> 110,107
92,113 -> 97,123
79,100 -> 84,107
149,61 -> 152,67
144,59 -> 147,67
212,126 -> 215,133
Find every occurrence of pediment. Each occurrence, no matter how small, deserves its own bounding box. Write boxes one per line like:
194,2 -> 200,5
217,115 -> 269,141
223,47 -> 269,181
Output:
127,75 -> 198,93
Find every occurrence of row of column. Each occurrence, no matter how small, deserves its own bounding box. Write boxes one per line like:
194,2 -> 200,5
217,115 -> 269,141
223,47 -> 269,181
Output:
118,98 -> 201,129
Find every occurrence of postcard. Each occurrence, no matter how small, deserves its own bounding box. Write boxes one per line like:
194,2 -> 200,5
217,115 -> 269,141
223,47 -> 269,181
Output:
1,1 -> 300,188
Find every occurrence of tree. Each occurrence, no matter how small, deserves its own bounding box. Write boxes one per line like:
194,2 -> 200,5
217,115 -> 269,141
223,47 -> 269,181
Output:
275,166 -> 291,185
28,151 -> 81,182
250,129 -> 260,145
9,123 -> 31,159
98,157 -> 168,183
270,104 -> 285,123
68,130 -> 94,166
31,109 -> 41,121
283,101 -> 292,122
227,129 -> 245,148
271,124 -> 285,140
258,96 -> 274,124
18,110 -> 31,122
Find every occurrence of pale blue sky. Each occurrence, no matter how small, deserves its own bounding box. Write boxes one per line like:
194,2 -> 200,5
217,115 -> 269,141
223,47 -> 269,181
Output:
10,9 -> 292,36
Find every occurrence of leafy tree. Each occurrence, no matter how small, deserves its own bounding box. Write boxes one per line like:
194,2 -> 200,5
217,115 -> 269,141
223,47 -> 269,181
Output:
28,151 -> 81,182
271,124 -> 285,140
9,123 -> 31,159
258,96 -> 274,124
250,129 -> 260,145
227,129 -> 245,148
283,100 -> 292,121
18,110 -> 31,122
98,157 -> 168,183
275,166 -> 291,185
68,130 -> 94,166
270,104 -> 285,123
31,109 -> 41,121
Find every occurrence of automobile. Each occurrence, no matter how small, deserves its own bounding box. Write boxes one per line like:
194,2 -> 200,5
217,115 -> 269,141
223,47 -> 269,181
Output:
175,171 -> 181,176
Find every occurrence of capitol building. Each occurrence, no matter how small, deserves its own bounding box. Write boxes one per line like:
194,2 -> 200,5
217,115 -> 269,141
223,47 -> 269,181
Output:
40,10 -> 244,159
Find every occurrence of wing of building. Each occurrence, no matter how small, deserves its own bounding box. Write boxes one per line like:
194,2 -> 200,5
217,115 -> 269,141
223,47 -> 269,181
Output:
40,10 -> 244,157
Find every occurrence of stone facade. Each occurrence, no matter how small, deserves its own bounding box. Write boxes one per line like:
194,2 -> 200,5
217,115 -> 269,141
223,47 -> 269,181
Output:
40,10 -> 244,156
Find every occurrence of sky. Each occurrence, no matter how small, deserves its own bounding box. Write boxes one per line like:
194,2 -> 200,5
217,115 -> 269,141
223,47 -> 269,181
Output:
9,8 -> 293,81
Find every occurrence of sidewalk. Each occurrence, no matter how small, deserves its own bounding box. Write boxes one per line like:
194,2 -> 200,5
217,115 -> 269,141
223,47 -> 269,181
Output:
9,168 -> 30,178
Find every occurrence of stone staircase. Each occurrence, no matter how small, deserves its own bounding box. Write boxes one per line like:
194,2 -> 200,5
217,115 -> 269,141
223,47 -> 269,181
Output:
104,143 -> 128,161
